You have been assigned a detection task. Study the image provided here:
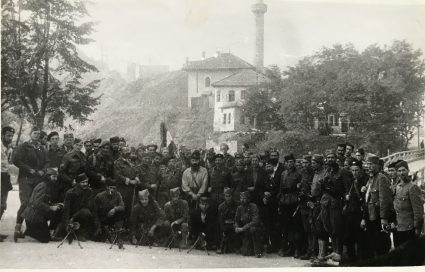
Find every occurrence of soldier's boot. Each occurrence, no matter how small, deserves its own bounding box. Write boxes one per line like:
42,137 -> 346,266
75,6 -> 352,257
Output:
216,235 -> 225,254
14,224 -> 24,242
312,239 -> 327,264
179,231 -> 189,249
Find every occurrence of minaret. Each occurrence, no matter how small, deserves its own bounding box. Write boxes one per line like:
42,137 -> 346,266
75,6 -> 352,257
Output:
251,0 -> 267,70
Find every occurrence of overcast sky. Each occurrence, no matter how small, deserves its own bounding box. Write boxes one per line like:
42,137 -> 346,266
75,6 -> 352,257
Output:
79,0 -> 425,73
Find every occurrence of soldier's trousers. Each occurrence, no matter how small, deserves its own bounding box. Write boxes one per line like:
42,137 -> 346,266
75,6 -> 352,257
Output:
16,178 -> 38,224
364,220 -> 391,258
393,229 -> 416,248
279,203 -> 302,252
1,173 -> 12,219
237,226 -> 263,256
301,209 -> 314,255
343,211 -> 364,261
321,202 -> 343,254
72,208 -> 95,236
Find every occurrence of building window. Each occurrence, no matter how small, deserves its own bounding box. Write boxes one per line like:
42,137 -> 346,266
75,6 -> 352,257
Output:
228,113 -> 231,124
205,77 -> 211,87
328,115 -> 335,126
240,111 -> 245,124
241,90 -> 246,100
228,90 -> 235,102
223,113 -> 227,124
217,90 -> 221,102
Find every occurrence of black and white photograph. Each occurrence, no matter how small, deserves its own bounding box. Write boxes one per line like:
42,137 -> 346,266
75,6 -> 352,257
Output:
1,0 -> 425,269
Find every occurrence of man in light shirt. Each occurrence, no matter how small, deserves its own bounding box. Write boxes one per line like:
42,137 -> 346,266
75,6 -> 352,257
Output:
181,150 -> 208,210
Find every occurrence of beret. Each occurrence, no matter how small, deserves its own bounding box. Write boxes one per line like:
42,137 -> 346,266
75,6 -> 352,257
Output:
139,189 -> 150,198
75,173 -> 88,183
284,154 -> 295,161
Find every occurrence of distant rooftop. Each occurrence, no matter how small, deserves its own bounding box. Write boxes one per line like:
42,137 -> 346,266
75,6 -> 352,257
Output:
183,53 -> 254,71
212,69 -> 270,87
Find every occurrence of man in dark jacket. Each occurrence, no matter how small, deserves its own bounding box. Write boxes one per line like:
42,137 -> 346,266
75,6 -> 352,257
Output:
208,154 -> 232,210
12,127 -> 48,242
93,178 -> 125,241
21,168 -> 63,243
164,187 -> 189,249
234,191 -> 263,258
62,173 -> 94,241
46,132 -> 65,169
189,196 -> 218,250
217,187 -> 238,254
87,140 -> 114,196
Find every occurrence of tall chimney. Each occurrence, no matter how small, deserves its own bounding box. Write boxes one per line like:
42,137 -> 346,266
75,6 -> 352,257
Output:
251,0 -> 267,70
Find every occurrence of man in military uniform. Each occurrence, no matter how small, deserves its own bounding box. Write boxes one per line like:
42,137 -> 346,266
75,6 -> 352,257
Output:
387,160 -> 403,196
309,154 -> 327,264
113,146 -> 140,226
109,136 -> 121,160
220,143 -> 235,169
84,140 -> 94,159
345,143 -> 354,159
249,154 -> 266,206
130,189 -> 169,246
46,132 -> 66,169
164,187 -> 189,249
208,153 -> 232,209
231,159 -> 254,203
87,140 -> 114,195
336,144 -> 346,164
361,155 -> 393,258
12,127 -> 48,242
299,155 -> 315,260
1,126 -> 15,242
93,178 -> 125,241
62,133 -> 74,153
92,138 -> 102,155
234,191 -> 263,258
181,150 -> 208,210
278,154 -> 302,257
343,159 -> 368,263
204,148 -> 216,171
157,160 -> 182,208
59,139 -> 87,195
21,168 -> 63,243
62,173 -> 94,241
393,161 -> 424,247
217,187 -> 238,254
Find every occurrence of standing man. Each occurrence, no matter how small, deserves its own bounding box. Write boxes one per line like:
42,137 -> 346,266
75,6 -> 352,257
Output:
1,126 -> 15,242
208,154 -> 232,210
62,133 -> 74,153
46,132 -> 65,169
181,150 -> 208,210
362,155 -> 393,258
12,127 -> 48,242
393,161 -> 424,247
345,143 -> 354,159
220,143 -> 235,169
109,136 -> 121,161
336,144 -> 346,163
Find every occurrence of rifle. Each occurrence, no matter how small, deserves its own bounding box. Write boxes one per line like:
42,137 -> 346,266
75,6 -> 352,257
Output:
57,221 -> 83,249
187,232 -> 209,255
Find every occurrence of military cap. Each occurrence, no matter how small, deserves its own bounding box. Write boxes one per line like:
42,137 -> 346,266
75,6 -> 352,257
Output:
214,154 -> 224,160
312,154 -> 324,164
325,149 -> 336,156
366,154 -> 380,165
64,132 -> 74,139
119,137 -> 125,142
191,150 -> 201,160
302,155 -> 312,162
223,187 -> 232,195
139,189 -> 150,198
1,126 -> 15,135
109,136 -> 120,144
93,138 -> 102,144
84,140 -> 92,144
395,160 -> 409,171
170,187 -> 180,197
146,144 -> 158,150
350,159 -> 362,168
46,131 -> 58,141
234,152 -> 243,159
75,173 -> 88,183
388,160 -> 403,169
284,153 -> 295,162
100,140 -> 110,147
207,148 -> 215,154
240,191 -> 250,199
199,196 -> 209,205
105,178 -> 117,187
30,127 -> 40,133
46,167 -> 58,176
74,138 -> 82,144
263,191 -> 272,200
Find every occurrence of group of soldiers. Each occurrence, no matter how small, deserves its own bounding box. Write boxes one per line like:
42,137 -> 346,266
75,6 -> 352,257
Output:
1,125 -> 424,265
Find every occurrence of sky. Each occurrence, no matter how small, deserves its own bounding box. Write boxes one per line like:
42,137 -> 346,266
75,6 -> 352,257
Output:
79,0 -> 425,74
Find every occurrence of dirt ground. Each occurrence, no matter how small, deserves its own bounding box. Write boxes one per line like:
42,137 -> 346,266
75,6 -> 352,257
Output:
0,188 -> 308,269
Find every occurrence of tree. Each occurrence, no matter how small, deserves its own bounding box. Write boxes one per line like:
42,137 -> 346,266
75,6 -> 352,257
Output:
242,65 -> 284,131
1,0 -> 100,130
278,41 -> 425,154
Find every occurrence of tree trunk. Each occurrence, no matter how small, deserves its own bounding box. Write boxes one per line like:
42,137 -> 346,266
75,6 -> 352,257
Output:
15,116 -> 24,146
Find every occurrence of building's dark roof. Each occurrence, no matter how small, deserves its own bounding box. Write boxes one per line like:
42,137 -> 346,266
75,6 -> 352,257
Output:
212,69 -> 270,87
183,53 -> 254,71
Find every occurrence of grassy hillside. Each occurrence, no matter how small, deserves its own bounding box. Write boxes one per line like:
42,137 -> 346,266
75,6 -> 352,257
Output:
76,70 -> 213,148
